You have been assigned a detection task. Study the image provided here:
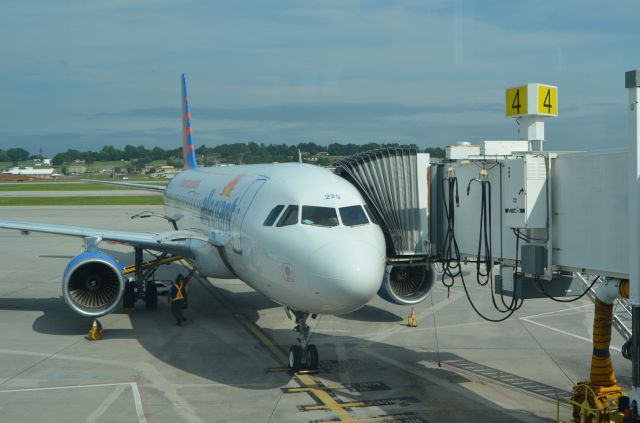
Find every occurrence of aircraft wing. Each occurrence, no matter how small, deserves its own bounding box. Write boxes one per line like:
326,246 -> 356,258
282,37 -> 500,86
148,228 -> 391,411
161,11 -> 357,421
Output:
0,220 -> 206,258
82,179 -> 166,192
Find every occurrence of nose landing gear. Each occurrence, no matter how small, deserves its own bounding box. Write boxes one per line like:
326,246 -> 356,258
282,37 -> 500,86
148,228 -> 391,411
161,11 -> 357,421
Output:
287,310 -> 319,372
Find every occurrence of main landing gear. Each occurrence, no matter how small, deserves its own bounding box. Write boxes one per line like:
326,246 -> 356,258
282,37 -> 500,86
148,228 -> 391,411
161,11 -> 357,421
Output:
287,310 -> 319,372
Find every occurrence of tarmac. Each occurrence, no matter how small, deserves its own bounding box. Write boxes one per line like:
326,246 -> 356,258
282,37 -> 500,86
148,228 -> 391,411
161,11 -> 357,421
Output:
0,206 -> 632,423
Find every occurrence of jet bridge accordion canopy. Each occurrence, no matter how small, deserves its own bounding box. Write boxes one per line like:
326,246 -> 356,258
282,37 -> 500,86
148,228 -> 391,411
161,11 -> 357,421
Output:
333,148 -> 430,257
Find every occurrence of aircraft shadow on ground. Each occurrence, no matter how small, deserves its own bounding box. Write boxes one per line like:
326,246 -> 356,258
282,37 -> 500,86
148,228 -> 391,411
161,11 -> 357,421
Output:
339,305 -> 403,322
1,250 -> 555,421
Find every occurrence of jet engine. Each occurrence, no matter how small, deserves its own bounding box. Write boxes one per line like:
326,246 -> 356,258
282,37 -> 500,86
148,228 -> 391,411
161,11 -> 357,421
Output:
62,252 -> 126,317
377,263 -> 434,305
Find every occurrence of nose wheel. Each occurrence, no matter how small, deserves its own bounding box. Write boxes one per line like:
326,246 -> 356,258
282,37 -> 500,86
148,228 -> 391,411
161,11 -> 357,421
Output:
287,311 -> 319,372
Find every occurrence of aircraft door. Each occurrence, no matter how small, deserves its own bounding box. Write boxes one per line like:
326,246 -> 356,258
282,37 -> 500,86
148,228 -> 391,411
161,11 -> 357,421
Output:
232,177 -> 267,254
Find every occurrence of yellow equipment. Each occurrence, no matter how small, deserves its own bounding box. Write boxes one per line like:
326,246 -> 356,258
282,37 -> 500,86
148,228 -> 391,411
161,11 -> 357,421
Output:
88,319 -> 103,341
123,255 -> 183,275
407,307 -> 418,327
562,280 -> 629,423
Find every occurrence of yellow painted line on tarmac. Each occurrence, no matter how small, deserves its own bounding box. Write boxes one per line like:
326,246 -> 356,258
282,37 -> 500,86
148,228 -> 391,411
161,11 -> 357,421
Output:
283,384 -> 344,392
296,373 -> 356,422
181,260 -> 385,423
234,313 -> 289,366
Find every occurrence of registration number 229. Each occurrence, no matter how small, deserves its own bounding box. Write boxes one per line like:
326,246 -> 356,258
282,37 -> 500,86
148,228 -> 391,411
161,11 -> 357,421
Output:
324,193 -> 341,200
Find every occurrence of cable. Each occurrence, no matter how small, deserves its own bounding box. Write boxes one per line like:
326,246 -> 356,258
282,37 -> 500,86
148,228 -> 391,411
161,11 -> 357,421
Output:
534,275 -> 600,303
438,165 -> 524,321
430,291 -> 442,367
512,228 -> 546,243
457,267 -> 522,322
467,176 -> 492,287
440,174 -> 462,297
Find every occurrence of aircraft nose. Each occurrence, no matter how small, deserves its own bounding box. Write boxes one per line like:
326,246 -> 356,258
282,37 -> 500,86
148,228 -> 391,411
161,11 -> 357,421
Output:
310,241 -> 386,313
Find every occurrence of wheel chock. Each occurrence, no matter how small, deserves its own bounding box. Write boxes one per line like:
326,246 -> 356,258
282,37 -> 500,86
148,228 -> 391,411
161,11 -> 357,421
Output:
407,307 -> 418,327
88,319 -> 104,341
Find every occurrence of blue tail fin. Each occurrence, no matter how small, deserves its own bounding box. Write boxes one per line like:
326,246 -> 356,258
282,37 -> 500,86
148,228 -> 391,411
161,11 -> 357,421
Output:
181,74 -> 198,169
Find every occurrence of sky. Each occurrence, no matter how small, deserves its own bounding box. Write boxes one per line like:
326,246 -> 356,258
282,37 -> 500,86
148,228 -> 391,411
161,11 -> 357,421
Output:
1,0 -> 639,156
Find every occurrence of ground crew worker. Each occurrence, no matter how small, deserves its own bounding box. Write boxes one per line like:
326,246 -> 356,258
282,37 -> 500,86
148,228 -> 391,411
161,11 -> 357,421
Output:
169,269 -> 195,326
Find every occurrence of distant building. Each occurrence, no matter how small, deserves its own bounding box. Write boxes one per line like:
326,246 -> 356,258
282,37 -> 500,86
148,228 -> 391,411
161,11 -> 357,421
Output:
2,167 -> 57,179
67,165 -> 87,174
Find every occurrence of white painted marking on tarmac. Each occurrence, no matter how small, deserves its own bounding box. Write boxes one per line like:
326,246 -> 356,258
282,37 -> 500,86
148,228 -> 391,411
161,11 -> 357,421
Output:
519,317 -> 621,352
84,384 -> 127,423
0,382 -> 131,393
0,348 -> 203,423
130,382 -> 148,423
519,304 -> 592,320
0,381 -> 147,423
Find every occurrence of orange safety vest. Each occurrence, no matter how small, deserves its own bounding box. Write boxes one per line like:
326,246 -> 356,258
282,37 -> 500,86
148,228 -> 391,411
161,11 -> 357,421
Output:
171,282 -> 185,302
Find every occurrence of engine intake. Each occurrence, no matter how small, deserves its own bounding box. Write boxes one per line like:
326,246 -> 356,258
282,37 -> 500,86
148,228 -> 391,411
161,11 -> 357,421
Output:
62,252 -> 125,317
378,263 -> 434,305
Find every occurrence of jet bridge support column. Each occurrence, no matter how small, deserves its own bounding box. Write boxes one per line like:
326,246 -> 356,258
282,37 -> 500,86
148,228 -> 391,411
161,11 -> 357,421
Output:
626,69 -> 640,411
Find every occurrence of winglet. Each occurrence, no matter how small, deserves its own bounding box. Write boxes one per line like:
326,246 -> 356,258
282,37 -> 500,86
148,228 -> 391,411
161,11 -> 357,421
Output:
181,74 -> 198,169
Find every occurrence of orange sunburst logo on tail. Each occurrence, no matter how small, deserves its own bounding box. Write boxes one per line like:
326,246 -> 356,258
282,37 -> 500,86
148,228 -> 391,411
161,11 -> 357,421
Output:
221,175 -> 243,197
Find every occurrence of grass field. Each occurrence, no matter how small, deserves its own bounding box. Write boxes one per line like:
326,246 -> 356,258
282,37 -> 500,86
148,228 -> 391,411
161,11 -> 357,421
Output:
0,196 -> 164,206
0,183 -> 127,191
0,182 -> 168,190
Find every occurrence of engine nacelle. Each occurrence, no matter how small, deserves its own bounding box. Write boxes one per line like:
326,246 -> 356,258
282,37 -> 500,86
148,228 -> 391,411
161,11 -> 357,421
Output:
377,263 -> 434,305
62,252 -> 125,317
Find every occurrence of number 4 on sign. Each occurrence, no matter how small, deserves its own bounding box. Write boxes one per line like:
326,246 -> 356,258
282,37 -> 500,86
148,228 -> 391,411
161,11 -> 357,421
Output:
512,90 -> 521,114
543,89 -> 551,113
506,86 -> 527,116
537,85 -> 557,116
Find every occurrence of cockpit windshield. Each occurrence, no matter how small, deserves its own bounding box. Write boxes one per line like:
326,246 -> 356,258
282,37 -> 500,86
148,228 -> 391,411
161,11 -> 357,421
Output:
339,205 -> 369,226
276,205 -> 299,227
301,206 -> 339,227
263,204 -> 284,226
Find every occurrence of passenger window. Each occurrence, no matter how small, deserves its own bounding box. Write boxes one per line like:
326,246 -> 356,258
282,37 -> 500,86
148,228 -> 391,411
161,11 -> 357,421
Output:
339,205 -> 369,226
263,205 -> 285,226
276,205 -> 299,227
302,206 -> 339,227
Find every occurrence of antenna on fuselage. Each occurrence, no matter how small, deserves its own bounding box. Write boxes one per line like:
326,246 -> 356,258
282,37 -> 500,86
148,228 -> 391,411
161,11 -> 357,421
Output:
298,149 -> 302,164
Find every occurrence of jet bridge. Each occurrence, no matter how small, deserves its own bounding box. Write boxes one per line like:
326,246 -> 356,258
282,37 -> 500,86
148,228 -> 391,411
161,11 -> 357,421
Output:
333,148 -> 434,305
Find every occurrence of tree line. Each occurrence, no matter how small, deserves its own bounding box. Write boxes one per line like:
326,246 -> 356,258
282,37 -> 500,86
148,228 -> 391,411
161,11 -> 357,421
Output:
6,143 -> 445,167
0,148 -> 31,162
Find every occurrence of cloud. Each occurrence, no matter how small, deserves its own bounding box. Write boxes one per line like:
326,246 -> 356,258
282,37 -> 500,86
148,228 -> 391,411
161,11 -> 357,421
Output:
96,102 -> 503,122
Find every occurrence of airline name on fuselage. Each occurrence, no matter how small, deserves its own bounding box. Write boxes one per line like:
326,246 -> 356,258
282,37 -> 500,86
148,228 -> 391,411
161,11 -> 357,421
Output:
166,184 -> 240,235
200,188 -> 238,233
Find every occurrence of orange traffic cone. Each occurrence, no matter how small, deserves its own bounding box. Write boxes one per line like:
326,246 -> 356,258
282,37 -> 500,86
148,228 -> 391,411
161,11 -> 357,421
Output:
407,307 -> 418,327
88,319 -> 104,341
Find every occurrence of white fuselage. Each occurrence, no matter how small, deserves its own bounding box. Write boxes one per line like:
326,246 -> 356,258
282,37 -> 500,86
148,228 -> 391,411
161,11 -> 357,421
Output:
163,163 -> 386,315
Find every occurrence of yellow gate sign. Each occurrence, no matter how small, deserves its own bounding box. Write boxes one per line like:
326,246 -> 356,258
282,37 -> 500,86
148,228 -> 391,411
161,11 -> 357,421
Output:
506,86 -> 527,116
505,83 -> 558,117
537,84 -> 557,116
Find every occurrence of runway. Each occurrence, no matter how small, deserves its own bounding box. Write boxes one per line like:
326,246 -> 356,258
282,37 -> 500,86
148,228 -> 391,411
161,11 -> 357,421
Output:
0,206 -> 631,422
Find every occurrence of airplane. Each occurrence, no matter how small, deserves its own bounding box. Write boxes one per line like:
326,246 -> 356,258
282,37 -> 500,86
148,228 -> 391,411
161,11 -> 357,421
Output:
0,75 -> 431,371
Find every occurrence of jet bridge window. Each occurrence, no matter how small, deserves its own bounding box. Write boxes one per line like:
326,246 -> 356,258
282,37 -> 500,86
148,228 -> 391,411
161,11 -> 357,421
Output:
301,206 -> 339,227
276,205 -> 299,227
264,205 -> 285,226
339,205 -> 369,226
